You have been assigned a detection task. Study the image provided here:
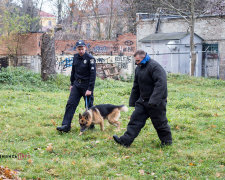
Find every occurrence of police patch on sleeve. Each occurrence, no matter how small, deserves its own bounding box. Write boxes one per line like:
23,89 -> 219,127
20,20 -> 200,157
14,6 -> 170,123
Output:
83,60 -> 87,64
91,67 -> 94,70
90,59 -> 95,64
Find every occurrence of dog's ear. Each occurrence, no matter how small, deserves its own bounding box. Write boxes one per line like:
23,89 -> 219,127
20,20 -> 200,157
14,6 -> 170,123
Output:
79,113 -> 82,119
85,115 -> 89,120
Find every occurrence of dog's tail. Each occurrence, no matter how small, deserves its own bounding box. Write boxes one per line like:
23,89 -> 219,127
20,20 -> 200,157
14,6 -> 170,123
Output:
118,105 -> 128,112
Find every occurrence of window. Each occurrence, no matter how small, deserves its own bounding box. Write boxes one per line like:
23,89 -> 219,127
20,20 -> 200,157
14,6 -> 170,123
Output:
203,44 -> 218,53
48,21 -> 52,26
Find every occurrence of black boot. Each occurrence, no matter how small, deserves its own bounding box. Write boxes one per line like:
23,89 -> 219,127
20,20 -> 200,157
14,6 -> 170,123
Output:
113,135 -> 130,147
56,125 -> 70,133
161,141 -> 172,147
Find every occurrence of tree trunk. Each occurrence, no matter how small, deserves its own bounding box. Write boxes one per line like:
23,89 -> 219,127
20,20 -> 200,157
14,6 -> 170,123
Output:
70,0 -> 75,28
190,0 -> 196,76
13,56 -> 19,67
41,32 -> 56,81
57,0 -> 62,24
108,0 -> 114,40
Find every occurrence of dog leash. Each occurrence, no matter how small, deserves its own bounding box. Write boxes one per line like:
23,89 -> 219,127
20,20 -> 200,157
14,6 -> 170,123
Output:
85,96 -> 89,111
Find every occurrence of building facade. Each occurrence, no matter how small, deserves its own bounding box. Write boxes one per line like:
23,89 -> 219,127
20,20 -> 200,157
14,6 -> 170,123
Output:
39,11 -> 57,32
137,14 -> 225,79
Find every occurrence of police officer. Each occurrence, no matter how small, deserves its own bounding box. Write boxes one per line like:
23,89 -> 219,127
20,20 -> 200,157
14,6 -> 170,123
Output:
113,50 -> 172,147
57,40 -> 96,132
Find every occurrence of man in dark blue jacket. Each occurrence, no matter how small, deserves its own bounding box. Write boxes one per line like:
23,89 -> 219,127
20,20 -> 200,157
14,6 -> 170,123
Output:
113,50 -> 172,147
57,40 -> 96,132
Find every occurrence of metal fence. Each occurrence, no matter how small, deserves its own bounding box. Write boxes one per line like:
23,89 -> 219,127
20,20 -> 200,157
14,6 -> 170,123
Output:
148,50 -> 220,78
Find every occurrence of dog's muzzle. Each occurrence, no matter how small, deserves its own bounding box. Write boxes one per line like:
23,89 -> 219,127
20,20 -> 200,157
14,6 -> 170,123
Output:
80,125 -> 88,132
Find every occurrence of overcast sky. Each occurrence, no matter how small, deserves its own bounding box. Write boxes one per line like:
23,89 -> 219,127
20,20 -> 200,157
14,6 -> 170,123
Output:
41,0 -> 56,14
13,0 -> 56,14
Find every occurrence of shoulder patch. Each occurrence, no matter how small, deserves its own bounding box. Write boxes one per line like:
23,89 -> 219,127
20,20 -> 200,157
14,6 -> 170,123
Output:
90,59 -> 95,64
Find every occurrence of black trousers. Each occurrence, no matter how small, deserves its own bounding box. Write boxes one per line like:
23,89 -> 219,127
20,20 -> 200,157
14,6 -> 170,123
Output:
62,84 -> 94,128
120,98 -> 172,145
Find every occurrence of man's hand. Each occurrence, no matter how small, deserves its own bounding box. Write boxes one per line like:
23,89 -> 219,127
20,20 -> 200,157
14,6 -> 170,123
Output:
70,86 -> 73,91
85,90 -> 92,96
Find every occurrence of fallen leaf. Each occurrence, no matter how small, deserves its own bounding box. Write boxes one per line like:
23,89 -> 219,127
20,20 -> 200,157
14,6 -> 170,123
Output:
72,161 -> 76,165
214,113 -> 219,117
0,166 -> 20,179
211,125 -> 216,128
107,136 -> 113,140
46,143 -> 53,153
216,172 -> 221,177
124,156 -> 130,159
139,169 -> 145,175
175,126 -> 180,130
27,159 -> 33,164
189,163 -> 196,166
51,119 -> 56,126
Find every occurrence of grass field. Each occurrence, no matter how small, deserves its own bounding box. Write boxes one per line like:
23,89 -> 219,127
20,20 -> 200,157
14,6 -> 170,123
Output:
0,67 -> 225,179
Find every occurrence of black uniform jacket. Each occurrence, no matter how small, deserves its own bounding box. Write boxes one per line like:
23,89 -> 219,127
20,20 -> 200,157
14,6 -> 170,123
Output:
129,59 -> 167,107
70,52 -> 96,91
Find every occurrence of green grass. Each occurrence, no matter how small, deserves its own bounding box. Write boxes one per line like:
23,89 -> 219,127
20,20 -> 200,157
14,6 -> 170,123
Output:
0,67 -> 225,179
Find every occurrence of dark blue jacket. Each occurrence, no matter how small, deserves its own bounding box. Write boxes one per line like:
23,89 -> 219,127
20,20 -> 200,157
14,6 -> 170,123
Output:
70,52 -> 96,91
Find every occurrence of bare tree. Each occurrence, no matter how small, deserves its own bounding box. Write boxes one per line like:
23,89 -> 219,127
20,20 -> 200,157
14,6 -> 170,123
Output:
21,0 -> 42,32
121,0 -> 162,33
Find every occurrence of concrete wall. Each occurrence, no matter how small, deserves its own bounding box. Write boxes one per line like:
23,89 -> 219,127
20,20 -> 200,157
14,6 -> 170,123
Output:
137,16 -> 225,79
55,55 -> 135,78
9,54 -> 135,80
7,55 -> 41,73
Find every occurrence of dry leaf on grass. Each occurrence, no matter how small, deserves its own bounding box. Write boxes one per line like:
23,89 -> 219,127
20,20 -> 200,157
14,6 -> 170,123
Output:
46,143 -> 53,152
0,166 -> 20,179
139,169 -> 145,175
189,163 -> 196,166
216,172 -> 221,177
51,119 -> 56,126
27,159 -> 33,164
214,113 -> 219,117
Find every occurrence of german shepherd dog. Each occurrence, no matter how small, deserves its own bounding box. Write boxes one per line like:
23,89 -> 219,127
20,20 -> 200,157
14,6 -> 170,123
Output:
79,104 -> 128,135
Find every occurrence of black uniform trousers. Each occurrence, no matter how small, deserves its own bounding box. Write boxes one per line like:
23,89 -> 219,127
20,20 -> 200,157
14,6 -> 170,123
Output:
62,83 -> 94,128
120,98 -> 172,146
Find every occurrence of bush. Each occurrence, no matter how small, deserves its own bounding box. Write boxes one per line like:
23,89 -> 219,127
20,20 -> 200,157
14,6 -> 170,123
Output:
0,67 -> 70,92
